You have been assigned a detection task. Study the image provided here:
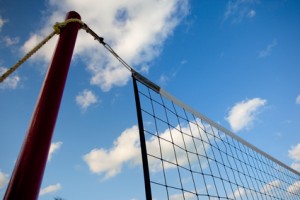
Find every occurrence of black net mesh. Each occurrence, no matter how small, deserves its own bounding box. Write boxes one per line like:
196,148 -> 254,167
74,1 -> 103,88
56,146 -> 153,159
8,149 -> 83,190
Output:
133,76 -> 300,200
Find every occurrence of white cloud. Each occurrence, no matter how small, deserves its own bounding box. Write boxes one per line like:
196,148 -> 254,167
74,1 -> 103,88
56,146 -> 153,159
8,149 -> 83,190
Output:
39,183 -> 62,196
169,191 -> 195,200
146,120 -> 210,172
258,39 -> 277,58
75,89 -> 98,111
0,67 -> 20,89
291,163 -> 300,172
288,143 -> 300,173
287,181 -> 300,195
296,95 -> 300,104
22,0 -> 189,91
0,170 -> 8,189
224,0 -> 257,23
180,60 -> 188,65
48,141 -> 63,161
2,36 -> 20,46
0,16 -> 6,31
83,125 -> 141,180
158,66 -> 180,86
83,120 -> 211,180
260,179 -> 281,194
228,187 -> 246,199
22,33 -> 58,63
247,9 -> 256,18
288,143 -> 300,161
226,98 -> 267,132
158,74 -> 170,85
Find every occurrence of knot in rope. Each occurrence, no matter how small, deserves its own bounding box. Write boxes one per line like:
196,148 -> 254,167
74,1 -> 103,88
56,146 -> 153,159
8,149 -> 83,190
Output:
0,17 -> 134,84
0,18 -> 86,83
53,18 -> 85,34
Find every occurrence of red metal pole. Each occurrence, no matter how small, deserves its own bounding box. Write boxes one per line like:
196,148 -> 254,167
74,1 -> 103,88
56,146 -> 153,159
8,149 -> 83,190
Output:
4,11 -> 81,200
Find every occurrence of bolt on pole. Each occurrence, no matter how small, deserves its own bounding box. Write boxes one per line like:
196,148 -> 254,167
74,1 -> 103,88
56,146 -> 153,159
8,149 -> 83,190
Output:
4,11 -> 81,200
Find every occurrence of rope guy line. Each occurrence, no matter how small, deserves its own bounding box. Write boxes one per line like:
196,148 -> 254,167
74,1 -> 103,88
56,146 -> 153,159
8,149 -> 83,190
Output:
0,19 -> 84,83
0,18 -> 136,84
82,24 -> 134,72
0,31 -> 56,83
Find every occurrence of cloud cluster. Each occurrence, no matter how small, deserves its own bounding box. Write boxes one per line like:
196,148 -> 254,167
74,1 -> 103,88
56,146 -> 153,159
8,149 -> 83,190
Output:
226,98 -> 267,132
258,39 -> 277,58
291,163 -> 300,172
48,141 -> 63,161
224,0 -> 257,23
75,89 -> 98,111
39,183 -> 62,196
0,67 -> 20,89
3,36 -> 20,47
247,9 -> 256,18
229,187 -> 246,199
83,125 -> 140,180
0,16 -> 20,48
146,121 -> 210,172
228,179 -> 296,198
0,170 -> 8,189
169,191 -> 195,200
289,144 -> 300,161
83,121 -> 299,198
0,16 -> 6,31
296,95 -> 300,105
260,179 -> 281,194
287,181 -> 300,194
22,0 -> 189,91
288,143 -> 300,172
83,120 -> 210,180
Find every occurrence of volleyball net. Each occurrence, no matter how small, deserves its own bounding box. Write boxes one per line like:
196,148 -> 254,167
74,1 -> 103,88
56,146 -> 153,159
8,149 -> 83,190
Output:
132,72 -> 300,200
2,14 -> 299,199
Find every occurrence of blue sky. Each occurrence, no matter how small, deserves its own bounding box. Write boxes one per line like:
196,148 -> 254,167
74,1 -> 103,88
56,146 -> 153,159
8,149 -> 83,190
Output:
0,0 -> 300,199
